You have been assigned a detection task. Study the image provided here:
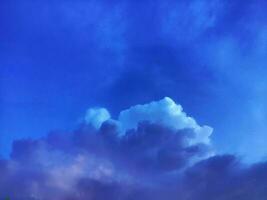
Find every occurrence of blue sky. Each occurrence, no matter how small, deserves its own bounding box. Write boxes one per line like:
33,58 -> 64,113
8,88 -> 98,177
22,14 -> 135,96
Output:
1,1 -> 267,199
1,0 -> 267,163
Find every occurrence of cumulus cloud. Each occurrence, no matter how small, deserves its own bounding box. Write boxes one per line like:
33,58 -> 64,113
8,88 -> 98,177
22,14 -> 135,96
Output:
84,108 -> 111,129
0,98 -> 267,200
118,97 -> 213,144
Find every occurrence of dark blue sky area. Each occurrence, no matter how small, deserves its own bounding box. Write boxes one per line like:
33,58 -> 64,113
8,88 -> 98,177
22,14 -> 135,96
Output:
0,0 -> 267,162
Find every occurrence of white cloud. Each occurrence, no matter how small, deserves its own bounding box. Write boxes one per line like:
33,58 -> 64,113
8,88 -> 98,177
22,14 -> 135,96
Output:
118,97 -> 213,144
84,108 -> 111,129
83,97 -> 212,145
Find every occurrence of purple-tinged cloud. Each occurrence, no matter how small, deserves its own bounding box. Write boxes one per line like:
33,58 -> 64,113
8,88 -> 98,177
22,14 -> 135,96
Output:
0,98 -> 267,200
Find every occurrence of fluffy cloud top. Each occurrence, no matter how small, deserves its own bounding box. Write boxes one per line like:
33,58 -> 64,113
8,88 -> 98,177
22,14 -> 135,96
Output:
118,97 -> 213,144
0,98 -> 267,200
84,97 -> 213,145
84,108 -> 111,129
